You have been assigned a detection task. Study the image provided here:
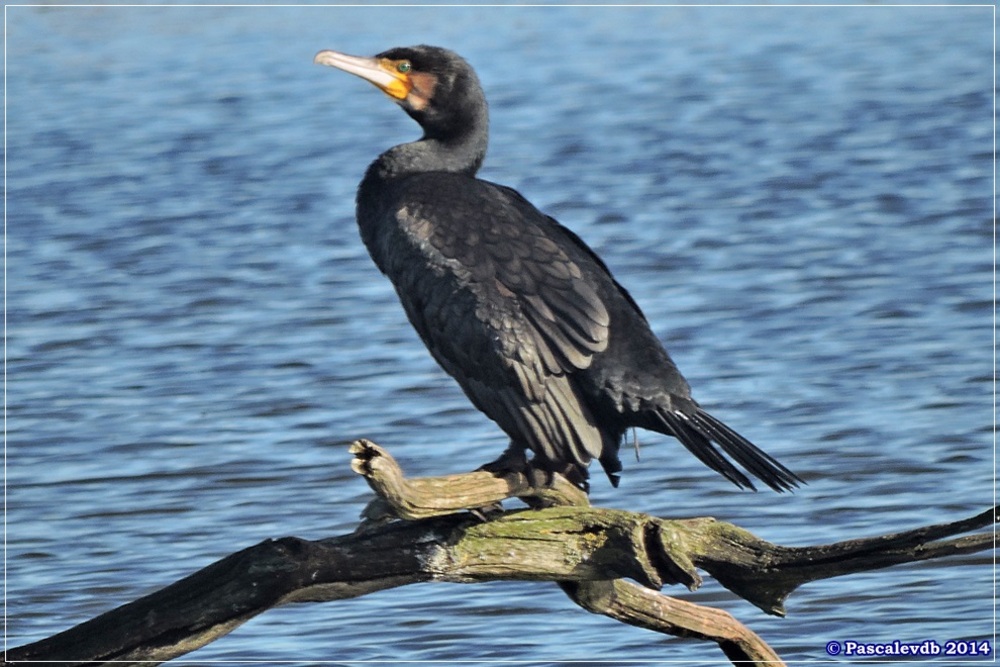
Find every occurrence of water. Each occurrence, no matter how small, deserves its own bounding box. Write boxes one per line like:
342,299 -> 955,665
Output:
7,5 -> 992,663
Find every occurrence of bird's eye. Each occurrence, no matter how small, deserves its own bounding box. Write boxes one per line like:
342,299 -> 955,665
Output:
396,61 -> 412,74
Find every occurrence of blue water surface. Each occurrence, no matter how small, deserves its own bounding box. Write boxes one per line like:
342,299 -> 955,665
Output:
6,5 -> 993,664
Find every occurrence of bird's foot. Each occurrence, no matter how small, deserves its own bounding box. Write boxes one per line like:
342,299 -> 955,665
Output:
477,443 -> 583,491
476,443 -> 530,476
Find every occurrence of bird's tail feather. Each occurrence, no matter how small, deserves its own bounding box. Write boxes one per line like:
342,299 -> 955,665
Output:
655,407 -> 802,492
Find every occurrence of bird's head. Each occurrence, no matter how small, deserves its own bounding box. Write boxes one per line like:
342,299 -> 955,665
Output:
314,45 -> 487,143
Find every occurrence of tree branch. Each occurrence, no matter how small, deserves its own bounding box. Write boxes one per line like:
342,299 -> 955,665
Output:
8,440 -> 994,667
562,579 -> 785,664
349,438 -> 589,521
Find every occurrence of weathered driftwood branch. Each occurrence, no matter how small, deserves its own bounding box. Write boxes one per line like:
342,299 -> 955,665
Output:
8,440 -> 995,667
349,438 -> 590,521
560,579 -> 785,664
351,440 -> 995,615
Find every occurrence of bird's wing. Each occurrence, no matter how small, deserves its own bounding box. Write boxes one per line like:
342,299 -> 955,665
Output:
386,179 -> 614,470
433,183 -> 611,372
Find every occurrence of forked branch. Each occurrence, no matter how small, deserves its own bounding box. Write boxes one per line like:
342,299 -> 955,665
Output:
8,440 -> 994,667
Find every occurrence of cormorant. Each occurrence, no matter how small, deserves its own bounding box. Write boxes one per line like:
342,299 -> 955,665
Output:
314,45 -> 801,492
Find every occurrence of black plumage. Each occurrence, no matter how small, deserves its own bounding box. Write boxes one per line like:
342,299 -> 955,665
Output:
314,45 -> 801,492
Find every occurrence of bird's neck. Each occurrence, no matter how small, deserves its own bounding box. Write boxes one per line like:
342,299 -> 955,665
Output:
355,128 -> 489,256
371,132 -> 488,181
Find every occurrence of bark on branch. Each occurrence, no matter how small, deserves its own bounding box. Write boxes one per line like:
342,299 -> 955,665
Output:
8,440 -> 995,667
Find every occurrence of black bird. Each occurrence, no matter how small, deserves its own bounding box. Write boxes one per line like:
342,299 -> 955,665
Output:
314,45 -> 801,492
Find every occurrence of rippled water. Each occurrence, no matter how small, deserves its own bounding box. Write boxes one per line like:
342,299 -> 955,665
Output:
7,5 -> 993,663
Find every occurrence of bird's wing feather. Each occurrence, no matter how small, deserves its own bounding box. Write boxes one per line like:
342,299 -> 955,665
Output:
459,185 -> 611,370
384,177 -> 613,468
498,184 -> 649,326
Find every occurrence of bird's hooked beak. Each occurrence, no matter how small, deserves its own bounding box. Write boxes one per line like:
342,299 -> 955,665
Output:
313,49 -> 412,101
